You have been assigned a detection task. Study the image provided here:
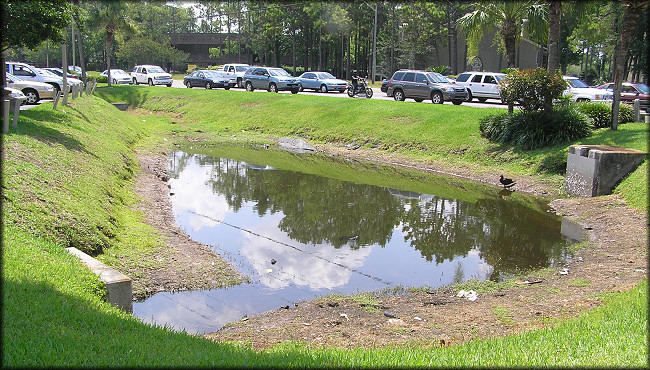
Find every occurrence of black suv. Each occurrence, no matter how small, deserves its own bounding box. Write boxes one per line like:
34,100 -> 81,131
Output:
386,70 -> 467,105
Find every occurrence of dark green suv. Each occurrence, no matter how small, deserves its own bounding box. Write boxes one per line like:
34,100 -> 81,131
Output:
386,70 -> 467,105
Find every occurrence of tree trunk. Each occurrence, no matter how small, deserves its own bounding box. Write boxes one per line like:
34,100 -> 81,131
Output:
611,1 -> 646,130
501,21 -> 518,68
106,33 -> 112,87
547,1 -> 561,72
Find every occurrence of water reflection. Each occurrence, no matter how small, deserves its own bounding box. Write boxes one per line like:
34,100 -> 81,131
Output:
133,149 -> 572,334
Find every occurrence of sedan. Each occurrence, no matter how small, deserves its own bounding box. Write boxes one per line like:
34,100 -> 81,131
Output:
184,70 -> 235,89
100,69 -> 132,85
597,82 -> 649,111
297,71 -> 348,93
42,67 -> 78,80
6,73 -> 55,104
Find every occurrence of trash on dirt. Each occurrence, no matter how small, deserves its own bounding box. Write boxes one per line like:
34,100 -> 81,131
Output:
387,318 -> 404,325
560,268 -> 569,275
265,268 -> 273,273
456,290 -> 478,301
515,279 -> 542,285
414,316 -> 423,321
340,313 -> 349,320
280,305 -> 290,309
384,312 -> 397,318
271,259 -> 277,265
302,322 -> 311,326
241,316 -> 249,322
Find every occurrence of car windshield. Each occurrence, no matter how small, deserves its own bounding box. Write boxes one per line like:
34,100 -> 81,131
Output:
235,66 -> 249,72
426,73 -> 448,83
317,72 -> 336,80
635,84 -> 649,94
114,70 -> 128,76
204,71 -> 224,78
269,68 -> 290,77
566,78 -> 589,88
37,69 -> 59,77
148,66 -> 165,73
495,74 -> 505,81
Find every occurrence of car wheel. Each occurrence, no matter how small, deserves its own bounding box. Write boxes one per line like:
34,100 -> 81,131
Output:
393,89 -> 405,101
245,81 -> 254,92
23,89 -> 39,105
414,98 -> 424,103
166,84 -> 172,87
205,82 -> 212,89
298,84 -> 303,92
466,90 -> 472,102
225,87 -> 230,90
365,88 -> 373,98
148,79 -> 154,86
185,81 -> 191,88
452,100 -> 463,105
268,83 -> 278,93
431,91 -> 444,104
291,89 -> 299,94
478,97 -> 487,103
320,84 -> 328,93
347,86 -> 355,97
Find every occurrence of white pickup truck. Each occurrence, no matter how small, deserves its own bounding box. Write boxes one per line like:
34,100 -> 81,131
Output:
218,63 -> 250,88
131,65 -> 173,87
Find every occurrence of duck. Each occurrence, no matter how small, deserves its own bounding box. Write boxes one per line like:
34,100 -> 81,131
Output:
499,175 -> 516,188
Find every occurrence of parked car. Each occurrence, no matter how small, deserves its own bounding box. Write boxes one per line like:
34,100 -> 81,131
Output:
381,79 -> 388,93
386,69 -> 467,104
3,86 -> 27,102
219,63 -> 250,88
563,76 -> 612,102
243,67 -> 300,94
100,69 -> 132,85
597,82 -> 648,111
297,71 -> 348,93
184,70 -> 236,89
5,73 -> 55,104
36,68 -> 84,89
131,65 -> 173,87
5,61 -> 69,93
42,67 -> 79,80
454,71 -> 506,103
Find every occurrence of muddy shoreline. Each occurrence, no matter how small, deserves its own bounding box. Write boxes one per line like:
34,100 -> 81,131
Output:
134,143 -> 647,349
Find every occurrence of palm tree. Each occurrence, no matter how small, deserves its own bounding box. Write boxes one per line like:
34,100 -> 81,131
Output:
546,1 -> 561,72
86,1 -> 136,86
458,1 -> 548,69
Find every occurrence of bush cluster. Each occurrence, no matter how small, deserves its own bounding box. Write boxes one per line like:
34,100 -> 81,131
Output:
96,75 -> 108,83
574,101 -> 635,128
479,107 -> 592,150
499,68 -> 567,113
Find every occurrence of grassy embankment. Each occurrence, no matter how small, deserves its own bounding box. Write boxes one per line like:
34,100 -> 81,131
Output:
2,88 -> 647,367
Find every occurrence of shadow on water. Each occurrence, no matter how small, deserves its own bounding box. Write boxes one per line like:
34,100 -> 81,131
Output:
133,144 -> 578,334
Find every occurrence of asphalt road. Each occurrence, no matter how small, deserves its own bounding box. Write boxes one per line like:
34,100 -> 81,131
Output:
171,79 -> 508,109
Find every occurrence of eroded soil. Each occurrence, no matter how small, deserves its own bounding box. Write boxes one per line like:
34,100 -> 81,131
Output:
134,142 -> 647,350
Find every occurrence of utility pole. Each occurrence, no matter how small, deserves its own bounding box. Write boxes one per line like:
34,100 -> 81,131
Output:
371,2 -> 377,83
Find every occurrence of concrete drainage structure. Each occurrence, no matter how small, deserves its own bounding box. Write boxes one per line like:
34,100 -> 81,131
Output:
66,247 -> 132,312
565,145 -> 647,197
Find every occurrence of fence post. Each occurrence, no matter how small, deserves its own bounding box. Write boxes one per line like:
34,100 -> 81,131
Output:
3,99 -> 10,134
12,99 -> 21,129
52,91 -> 62,109
633,99 -> 641,122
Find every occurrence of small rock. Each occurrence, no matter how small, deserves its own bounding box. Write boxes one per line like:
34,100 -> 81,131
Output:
271,259 -> 277,265
384,312 -> 397,318
387,318 -> 403,324
414,316 -> 422,321
280,305 -> 290,310
340,313 -> 349,320
560,268 -> 569,275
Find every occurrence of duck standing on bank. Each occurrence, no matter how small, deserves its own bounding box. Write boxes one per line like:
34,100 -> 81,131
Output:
499,175 -> 516,189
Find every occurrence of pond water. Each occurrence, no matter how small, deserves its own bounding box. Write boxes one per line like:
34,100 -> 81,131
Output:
133,145 -> 577,334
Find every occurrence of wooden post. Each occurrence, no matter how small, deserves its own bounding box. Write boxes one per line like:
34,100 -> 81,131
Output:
633,99 -> 640,122
12,99 -> 21,129
3,99 -> 10,133
52,91 -> 62,109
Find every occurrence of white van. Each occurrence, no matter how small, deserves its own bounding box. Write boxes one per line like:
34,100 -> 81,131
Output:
455,71 -> 507,103
131,65 -> 173,87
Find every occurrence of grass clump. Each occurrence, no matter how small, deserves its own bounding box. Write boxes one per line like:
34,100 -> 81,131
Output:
574,101 -> 635,128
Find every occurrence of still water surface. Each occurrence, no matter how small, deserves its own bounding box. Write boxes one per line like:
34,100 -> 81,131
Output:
133,147 -> 574,334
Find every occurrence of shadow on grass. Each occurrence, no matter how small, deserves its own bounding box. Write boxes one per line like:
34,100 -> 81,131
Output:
2,279 -> 333,367
6,110 -> 96,158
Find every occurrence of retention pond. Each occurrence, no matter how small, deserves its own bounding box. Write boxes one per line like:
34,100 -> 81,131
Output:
133,144 -> 577,334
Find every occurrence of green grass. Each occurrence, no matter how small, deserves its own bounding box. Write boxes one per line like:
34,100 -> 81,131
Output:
3,90 -> 648,367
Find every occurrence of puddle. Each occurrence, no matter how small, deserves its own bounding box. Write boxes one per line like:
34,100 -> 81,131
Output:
133,145 -> 577,334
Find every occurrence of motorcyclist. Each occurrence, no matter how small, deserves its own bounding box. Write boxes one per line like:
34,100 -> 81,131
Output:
351,71 -> 359,94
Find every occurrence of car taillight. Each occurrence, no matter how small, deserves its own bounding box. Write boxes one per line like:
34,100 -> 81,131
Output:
388,80 -> 391,87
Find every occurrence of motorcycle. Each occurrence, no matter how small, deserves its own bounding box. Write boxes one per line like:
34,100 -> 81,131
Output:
347,77 -> 374,98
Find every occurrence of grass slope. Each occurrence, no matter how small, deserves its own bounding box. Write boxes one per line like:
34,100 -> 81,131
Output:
2,91 -> 647,367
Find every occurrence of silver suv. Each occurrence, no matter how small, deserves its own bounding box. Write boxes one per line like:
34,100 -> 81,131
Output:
5,61 -> 68,93
454,71 -> 506,103
386,70 -> 467,105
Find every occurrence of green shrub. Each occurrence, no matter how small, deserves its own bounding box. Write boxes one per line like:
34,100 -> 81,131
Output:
427,65 -> 451,75
500,68 -> 567,113
96,75 -> 108,83
479,107 -> 592,150
575,101 -> 636,128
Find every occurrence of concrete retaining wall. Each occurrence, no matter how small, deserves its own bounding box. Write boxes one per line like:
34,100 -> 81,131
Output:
565,145 -> 647,197
66,247 -> 132,312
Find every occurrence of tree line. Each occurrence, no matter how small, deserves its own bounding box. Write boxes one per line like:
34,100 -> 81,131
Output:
2,1 -> 647,85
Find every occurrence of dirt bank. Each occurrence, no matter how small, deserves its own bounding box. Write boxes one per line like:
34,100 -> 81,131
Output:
134,142 -> 647,349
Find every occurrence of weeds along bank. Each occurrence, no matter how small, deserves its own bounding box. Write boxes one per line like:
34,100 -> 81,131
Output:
2,91 -> 647,366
